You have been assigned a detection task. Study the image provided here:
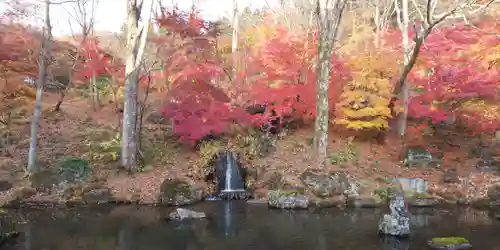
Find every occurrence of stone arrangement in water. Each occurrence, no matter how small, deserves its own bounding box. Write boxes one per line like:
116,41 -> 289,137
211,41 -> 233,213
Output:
427,237 -> 472,250
214,151 -> 250,200
168,208 -> 206,221
378,190 -> 410,237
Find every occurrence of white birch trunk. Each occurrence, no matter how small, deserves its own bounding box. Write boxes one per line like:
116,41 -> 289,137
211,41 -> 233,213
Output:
394,0 -> 410,138
231,0 -> 239,79
27,0 -> 52,174
314,0 -> 347,168
121,0 -> 153,170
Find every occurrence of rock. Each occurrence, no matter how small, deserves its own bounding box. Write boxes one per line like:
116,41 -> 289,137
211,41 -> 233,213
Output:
146,111 -> 168,124
264,172 -> 302,191
394,178 -> 428,195
14,187 -> 37,199
267,190 -> 309,209
168,208 -> 206,220
310,196 -> 346,208
0,187 -> 37,208
442,169 -> 460,184
487,184 -> 500,202
30,157 -> 92,195
427,237 -> 472,250
407,197 -> 439,207
299,169 -> 354,198
347,195 -> 383,208
82,187 -> 114,204
378,214 -> 410,237
158,179 -> 204,206
0,231 -> 20,247
0,180 -> 12,192
403,146 -> 433,167
494,212 -> 500,220
378,192 -> 410,237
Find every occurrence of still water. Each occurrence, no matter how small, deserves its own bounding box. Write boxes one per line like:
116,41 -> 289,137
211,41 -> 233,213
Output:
1,202 -> 500,250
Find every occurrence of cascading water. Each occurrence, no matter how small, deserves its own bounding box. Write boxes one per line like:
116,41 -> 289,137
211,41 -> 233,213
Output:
224,152 -> 233,192
215,151 -> 249,200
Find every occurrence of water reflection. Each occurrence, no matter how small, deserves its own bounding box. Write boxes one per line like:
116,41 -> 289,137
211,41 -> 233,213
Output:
118,222 -> 137,250
1,205 -> 500,250
380,236 -> 410,250
212,201 -> 246,237
23,221 -> 32,250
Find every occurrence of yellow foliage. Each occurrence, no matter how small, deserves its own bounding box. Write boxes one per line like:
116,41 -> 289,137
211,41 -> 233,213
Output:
334,52 -> 395,130
241,24 -> 276,47
461,100 -> 500,120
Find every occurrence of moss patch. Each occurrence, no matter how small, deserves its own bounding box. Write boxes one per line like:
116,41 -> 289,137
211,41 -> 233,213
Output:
410,192 -> 434,199
373,187 -> 390,200
159,179 -> 191,198
430,237 -> 469,245
277,190 -> 300,196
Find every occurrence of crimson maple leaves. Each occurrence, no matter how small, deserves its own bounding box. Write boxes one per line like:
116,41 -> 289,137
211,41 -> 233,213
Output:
74,39 -> 123,82
73,7 -> 498,144
403,22 -> 500,131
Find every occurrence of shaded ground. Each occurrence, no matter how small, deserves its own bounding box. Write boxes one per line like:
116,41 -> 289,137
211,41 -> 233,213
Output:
0,90 -> 499,207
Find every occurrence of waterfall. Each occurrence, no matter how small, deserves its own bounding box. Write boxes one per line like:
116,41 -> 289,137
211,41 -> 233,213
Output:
224,152 -> 233,191
215,151 -> 250,200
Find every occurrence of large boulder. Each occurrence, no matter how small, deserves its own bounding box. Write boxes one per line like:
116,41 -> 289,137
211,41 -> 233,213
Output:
168,208 -> 206,221
81,185 -> 114,204
0,180 -> 12,192
0,187 -> 37,208
427,237 -> 472,250
267,190 -> 309,209
158,179 -> 204,206
30,157 -> 92,195
378,194 -> 411,237
299,169 -> 354,198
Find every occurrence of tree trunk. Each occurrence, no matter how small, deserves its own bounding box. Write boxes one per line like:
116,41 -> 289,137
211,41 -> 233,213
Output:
121,0 -> 152,171
394,0 -> 410,138
92,73 -> 100,109
231,0 -> 239,79
314,0 -> 346,168
27,0 -> 51,174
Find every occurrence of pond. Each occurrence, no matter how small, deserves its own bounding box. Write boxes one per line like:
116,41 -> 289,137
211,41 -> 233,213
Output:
1,202 -> 500,250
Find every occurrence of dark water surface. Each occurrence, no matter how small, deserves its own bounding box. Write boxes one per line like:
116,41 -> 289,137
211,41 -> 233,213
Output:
1,202 -> 500,250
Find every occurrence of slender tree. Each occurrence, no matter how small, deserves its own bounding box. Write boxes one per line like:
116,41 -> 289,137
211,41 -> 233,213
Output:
54,0 -> 98,111
27,0 -> 52,176
231,0 -> 239,79
314,0 -> 347,168
121,0 -> 153,171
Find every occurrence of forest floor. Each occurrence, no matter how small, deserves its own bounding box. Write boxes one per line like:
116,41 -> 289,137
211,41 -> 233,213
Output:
0,90 -> 499,207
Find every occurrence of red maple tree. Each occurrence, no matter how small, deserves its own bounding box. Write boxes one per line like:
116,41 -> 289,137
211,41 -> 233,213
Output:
380,21 -> 500,132
243,26 -> 351,126
156,7 -> 251,143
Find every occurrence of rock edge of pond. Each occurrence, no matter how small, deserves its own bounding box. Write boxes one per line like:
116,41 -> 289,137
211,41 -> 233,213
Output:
1,169 -> 500,211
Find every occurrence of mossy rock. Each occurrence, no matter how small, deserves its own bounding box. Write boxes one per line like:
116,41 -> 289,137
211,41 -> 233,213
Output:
373,187 -> 392,201
428,237 -> 471,250
56,157 -> 91,183
267,189 -> 309,209
30,170 -> 59,192
410,192 -> 434,199
267,189 -> 303,201
158,179 -> 204,206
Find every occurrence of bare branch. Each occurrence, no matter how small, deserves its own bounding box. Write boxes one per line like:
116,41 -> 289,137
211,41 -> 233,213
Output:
464,22 -> 500,38
410,0 -> 425,21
